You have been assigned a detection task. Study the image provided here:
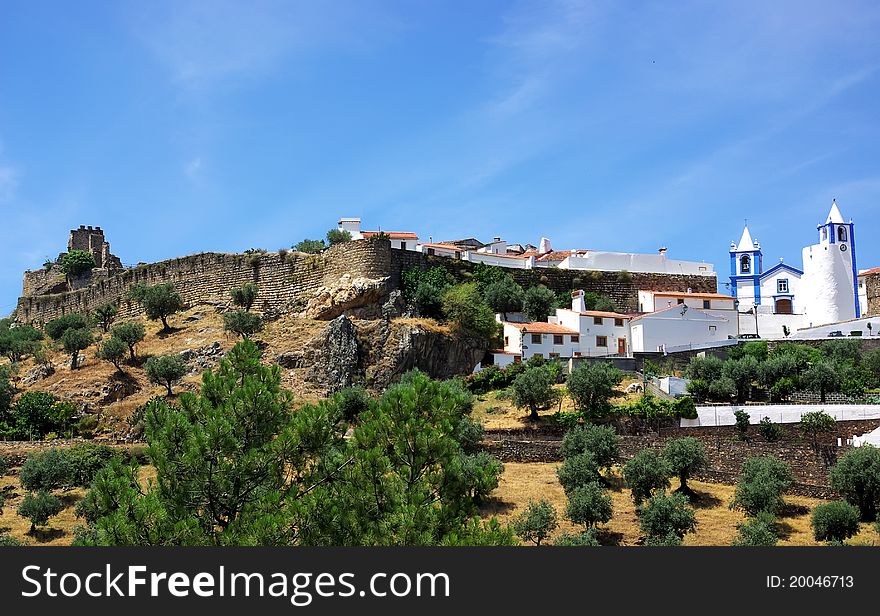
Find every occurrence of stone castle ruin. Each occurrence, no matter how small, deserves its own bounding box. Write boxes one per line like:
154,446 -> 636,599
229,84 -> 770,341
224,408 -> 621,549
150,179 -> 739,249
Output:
67,225 -> 123,271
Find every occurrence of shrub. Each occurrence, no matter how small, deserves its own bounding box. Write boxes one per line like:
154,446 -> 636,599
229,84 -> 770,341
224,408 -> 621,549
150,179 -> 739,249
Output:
110,321 -> 145,360
511,365 -> 557,421
333,386 -> 372,423
231,283 -> 258,311
326,228 -> 352,246
522,285 -> 557,322
732,511 -> 778,546
758,416 -> 782,442
0,534 -> 21,546
61,326 -> 93,369
20,448 -> 73,491
12,391 -> 75,439
566,362 -> 623,419
624,450 -> 671,505
811,501 -> 861,543
553,529 -> 601,546
223,310 -> 263,339
557,452 -> 602,494
0,319 -> 43,362
145,355 -> 188,396
512,499 -> 558,545
675,396 -> 698,420
638,492 -> 697,544
731,456 -> 793,517
733,409 -> 751,441
566,482 -> 612,529
829,446 -> 880,521
454,415 -> 484,454
441,283 -> 500,343
707,376 -> 737,401
17,491 -> 63,533
662,437 -> 707,495
294,239 -> 325,254
45,313 -> 91,341
97,336 -> 127,372
800,410 -> 836,451
402,266 -> 453,319
559,424 -> 619,473
75,414 -> 99,439
94,303 -> 118,333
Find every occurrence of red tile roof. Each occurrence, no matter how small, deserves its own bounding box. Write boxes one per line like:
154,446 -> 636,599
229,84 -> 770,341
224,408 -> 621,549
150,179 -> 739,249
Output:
859,267 -> 880,277
420,242 -> 461,250
502,321 -> 579,334
536,250 -> 572,261
362,231 -> 418,240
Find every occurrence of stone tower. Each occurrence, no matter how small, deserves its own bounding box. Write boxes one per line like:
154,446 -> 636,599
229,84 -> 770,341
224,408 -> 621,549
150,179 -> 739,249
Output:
67,225 -> 122,270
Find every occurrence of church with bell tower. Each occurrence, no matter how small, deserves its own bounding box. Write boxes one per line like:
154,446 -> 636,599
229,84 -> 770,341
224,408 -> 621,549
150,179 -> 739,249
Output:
729,200 -> 859,336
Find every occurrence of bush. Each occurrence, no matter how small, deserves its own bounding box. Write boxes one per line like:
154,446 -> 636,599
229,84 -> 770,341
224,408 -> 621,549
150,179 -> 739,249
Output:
110,321 -> 145,360
512,499 -> 558,545
21,445 -> 119,492
401,266 -> 453,319
334,386 -> 372,423
75,414 -> 99,439
557,453 -> 602,494
0,534 -> 22,546
732,511 -> 778,546
145,355 -> 188,396
566,482 -> 612,529
61,326 -> 93,369
638,492 -> 697,544
94,303 -> 118,333
800,410 -> 836,451
326,228 -> 352,246
230,283 -> 258,311
454,415 -> 484,454
482,276 -> 524,319
624,450 -> 671,505
12,391 -> 76,439
17,491 -> 63,533
707,376 -> 737,401
223,310 -> 263,339
97,336 -> 127,371
522,285 -> 557,322
45,313 -> 91,341
132,283 -> 182,331
294,239 -> 325,254
553,529 -> 601,546
441,283 -> 500,343
733,409 -> 751,441
829,446 -> 880,521
758,416 -> 782,442
731,456 -> 793,517
0,319 -> 43,362
811,500 -> 861,543
566,362 -> 623,419
662,437 -> 707,495
560,424 -> 619,473
511,365 -> 557,421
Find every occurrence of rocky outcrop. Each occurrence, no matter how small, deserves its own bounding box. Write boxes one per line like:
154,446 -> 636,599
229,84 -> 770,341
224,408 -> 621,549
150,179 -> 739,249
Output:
20,363 -> 55,385
179,341 -> 225,374
302,274 -> 390,320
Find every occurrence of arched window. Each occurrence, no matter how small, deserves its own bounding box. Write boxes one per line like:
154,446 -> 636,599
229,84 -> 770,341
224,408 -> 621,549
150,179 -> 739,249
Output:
837,226 -> 847,242
740,254 -> 751,273
822,227 -> 828,241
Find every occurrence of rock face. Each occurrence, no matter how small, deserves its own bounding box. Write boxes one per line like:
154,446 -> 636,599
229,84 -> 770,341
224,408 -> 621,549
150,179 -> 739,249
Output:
288,315 -> 487,395
302,275 -> 390,320
20,363 -> 55,385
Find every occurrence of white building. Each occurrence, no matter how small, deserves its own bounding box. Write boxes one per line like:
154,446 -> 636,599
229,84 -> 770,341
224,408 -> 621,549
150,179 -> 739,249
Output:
500,321 -> 581,362
629,304 -> 737,353
728,200 -> 860,337
337,217 -> 420,251
558,249 -> 715,276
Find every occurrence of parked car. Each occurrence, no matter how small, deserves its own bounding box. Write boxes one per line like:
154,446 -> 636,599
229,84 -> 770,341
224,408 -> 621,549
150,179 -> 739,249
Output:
738,333 -> 761,339
849,330 -> 863,337
828,330 -> 844,337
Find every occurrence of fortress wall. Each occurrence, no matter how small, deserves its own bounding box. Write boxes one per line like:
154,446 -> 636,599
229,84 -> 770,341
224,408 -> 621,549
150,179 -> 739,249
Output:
15,240 -> 392,325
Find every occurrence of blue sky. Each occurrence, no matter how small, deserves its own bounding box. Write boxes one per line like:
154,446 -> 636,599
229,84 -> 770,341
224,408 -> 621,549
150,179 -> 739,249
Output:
2,0 -> 879,314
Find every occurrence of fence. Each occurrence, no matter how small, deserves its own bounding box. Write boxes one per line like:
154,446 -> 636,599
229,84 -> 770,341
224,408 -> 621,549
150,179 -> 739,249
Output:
682,404 -> 880,427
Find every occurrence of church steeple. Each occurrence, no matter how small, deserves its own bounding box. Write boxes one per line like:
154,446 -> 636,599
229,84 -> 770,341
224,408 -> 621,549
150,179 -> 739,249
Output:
730,223 -> 763,305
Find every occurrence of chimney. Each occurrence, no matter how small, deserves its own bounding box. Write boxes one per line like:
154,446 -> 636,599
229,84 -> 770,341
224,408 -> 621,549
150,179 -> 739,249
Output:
571,289 -> 585,312
493,237 -> 501,243
687,288 -> 693,294
658,246 -> 668,255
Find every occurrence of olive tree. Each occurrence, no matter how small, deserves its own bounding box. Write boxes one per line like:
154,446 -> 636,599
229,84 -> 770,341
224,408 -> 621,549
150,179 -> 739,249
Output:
566,482 -> 612,529
662,437 -> 708,496
94,303 -> 118,333
829,446 -> 880,521
560,424 -> 620,476
17,491 -> 63,533
223,310 -> 263,339
131,283 -> 182,331
730,456 -> 792,517
230,283 -> 258,311
62,327 -> 93,369
512,499 -> 558,545
110,321 -> 145,360
624,449 -> 671,505
638,492 -> 697,545
800,410 -> 836,452
566,362 -> 623,419
97,336 -> 127,373
522,285 -> 556,322
145,354 -> 188,396
511,365 -> 557,421
811,501 -> 861,544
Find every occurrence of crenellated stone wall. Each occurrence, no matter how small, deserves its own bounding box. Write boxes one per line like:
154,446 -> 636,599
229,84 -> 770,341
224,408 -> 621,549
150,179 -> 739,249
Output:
15,240 -> 393,325
865,271 -> 880,317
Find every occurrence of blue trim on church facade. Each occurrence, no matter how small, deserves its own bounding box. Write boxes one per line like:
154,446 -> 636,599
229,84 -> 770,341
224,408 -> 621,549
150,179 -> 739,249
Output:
849,222 -> 860,318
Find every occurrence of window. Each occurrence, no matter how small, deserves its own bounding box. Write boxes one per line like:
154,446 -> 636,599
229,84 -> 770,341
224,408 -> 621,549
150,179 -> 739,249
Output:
426,248 -> 435,256
838,226 -> 847,242
549,352 -> 560,358
677,299 -> 685,305
399,241 -> 407,250
740,254 -> 751,273
709,326 -> 717,332
822,227 -> 828,241
513,356 -> 522,363
777,279 -> 788,293
573,352 -> 582,357
614,318 -> 624,327
596,336 -> 608,347
593,317 -> 603,325
571,335 -> 580,343
703,300 -> 711,309
553,335 -> 563,345
531,334 -> 542,344
504,336 -> 509,347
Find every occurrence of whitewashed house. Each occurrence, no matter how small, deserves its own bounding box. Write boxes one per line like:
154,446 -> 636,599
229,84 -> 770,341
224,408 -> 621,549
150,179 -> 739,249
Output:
500,321 -> 581,361
337,217 -> 420,251
629,304 -> 736,353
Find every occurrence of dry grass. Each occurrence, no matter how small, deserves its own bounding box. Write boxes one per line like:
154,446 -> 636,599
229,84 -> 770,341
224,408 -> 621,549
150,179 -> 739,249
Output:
0,472 -> 87,546
391,317 -> 453,335
483,462 -> 880,546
